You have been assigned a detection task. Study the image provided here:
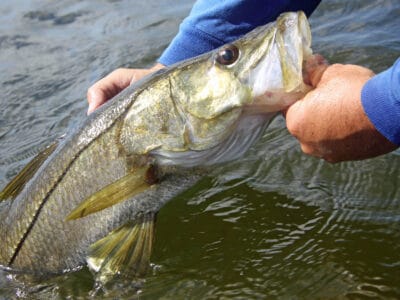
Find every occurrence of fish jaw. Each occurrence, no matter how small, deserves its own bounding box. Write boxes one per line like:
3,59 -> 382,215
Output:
237,11 -> 313,112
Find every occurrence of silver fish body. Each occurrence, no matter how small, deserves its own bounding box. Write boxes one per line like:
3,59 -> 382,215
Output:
0,11 -> 312,280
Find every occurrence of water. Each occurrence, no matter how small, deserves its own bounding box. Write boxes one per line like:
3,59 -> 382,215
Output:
0,0 -> 399,298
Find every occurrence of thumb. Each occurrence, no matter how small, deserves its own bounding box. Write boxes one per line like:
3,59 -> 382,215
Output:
282,54 -> 328,118
303,54 -> 329,87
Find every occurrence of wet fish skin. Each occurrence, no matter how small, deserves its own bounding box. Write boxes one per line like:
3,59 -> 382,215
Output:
0,11 -> 312,280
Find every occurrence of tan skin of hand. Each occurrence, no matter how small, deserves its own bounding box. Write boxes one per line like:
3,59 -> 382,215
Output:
284,62 -> 398,163
87,63 -> 165,114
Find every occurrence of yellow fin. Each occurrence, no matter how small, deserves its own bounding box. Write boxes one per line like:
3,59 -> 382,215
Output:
66,165 -> 158,220
0,141 -> 58,201
87,213 -> 156,283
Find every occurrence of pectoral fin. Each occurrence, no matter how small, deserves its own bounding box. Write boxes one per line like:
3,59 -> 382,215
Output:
0,141 -> 58,201
87,213 -> 156,283
66,165 -> 159,220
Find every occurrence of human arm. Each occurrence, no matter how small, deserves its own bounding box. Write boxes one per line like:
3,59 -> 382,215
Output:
87,0 -> 321,113
361,59 -> 400,145
284,60 -> 400,162
158,0 -> 321,65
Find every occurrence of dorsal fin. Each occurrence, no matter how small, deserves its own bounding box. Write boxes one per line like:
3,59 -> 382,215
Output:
66,165 -> 159,220
0,141 -> 59,201
87,213 -> 156,283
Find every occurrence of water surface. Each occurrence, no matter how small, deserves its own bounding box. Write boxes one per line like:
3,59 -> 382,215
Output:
0,0 -> 399,299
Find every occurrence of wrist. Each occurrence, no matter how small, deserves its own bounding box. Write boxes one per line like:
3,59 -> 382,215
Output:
361,61 -> 400,145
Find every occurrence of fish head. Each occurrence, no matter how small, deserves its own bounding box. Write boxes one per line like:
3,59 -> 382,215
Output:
120,11 -> 313,164
209,10 -> 313,115
167,11 -> 312,123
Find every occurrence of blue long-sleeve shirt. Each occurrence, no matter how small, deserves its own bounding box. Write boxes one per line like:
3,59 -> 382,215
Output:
158,0 -> 400,146
362,60 -> 400,145
159,0 -> 321,65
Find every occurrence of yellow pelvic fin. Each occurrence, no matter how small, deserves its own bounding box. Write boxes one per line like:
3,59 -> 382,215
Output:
87,213 -> 156,283
0,141 -> 58,201
66,165 -> 158,220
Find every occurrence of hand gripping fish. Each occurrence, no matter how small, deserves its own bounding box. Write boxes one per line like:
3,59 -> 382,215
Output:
0,12 -> 312,282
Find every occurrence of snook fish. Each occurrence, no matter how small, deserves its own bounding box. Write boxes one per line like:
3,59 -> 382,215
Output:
0,12 -> 312,282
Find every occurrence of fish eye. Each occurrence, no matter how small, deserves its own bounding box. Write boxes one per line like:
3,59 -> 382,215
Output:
215,44 -> 239,66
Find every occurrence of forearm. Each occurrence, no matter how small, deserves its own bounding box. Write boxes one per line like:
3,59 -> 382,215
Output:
361,58 -> 400,145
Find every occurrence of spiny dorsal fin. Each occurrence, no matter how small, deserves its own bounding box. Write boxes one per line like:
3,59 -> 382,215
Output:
87,213 -> 156,283
66,165 -> 159,220
0,141 -> 58,201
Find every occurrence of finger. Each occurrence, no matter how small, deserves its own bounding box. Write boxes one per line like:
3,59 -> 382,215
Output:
303,54 -> 329,87
282,55 -> 327,118
87,68 -> 135,114
87,86 -> 107,115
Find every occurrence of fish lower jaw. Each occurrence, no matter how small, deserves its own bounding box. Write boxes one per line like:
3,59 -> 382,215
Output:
246,88 -> 311,114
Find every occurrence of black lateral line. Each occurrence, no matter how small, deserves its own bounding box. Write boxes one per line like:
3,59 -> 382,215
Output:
8,147 -> 84,266
8,118 -> 126,266
8,69 -> 159,266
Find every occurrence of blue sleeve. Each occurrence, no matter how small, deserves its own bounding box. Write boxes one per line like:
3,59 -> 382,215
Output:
158,0 -> 321,66
361,58 -> 400,145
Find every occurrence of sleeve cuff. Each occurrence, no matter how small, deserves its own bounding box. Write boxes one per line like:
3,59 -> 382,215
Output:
361,60 -> 400,145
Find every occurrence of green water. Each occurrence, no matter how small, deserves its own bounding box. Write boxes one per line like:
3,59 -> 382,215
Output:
1,0 -> 399,299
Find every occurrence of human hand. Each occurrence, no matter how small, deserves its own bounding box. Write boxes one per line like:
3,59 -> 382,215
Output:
87,63 -> 165,114
284,59 -> 398,163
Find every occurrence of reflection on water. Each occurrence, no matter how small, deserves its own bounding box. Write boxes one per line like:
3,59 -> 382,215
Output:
1,0 -> 399,298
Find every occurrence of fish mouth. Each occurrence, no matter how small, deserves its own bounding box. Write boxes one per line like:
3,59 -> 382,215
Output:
246,11 -> 313,112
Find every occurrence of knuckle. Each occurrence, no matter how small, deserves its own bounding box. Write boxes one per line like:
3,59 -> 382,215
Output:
87,85 -> 96,99
87,84 -> 98,97
329,63 -> 344,71
87,84 -> 96,93
114,68 -> 129,75
286,117 -> 301,138
300,143 -> 314,156
325,63 -> 345,76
